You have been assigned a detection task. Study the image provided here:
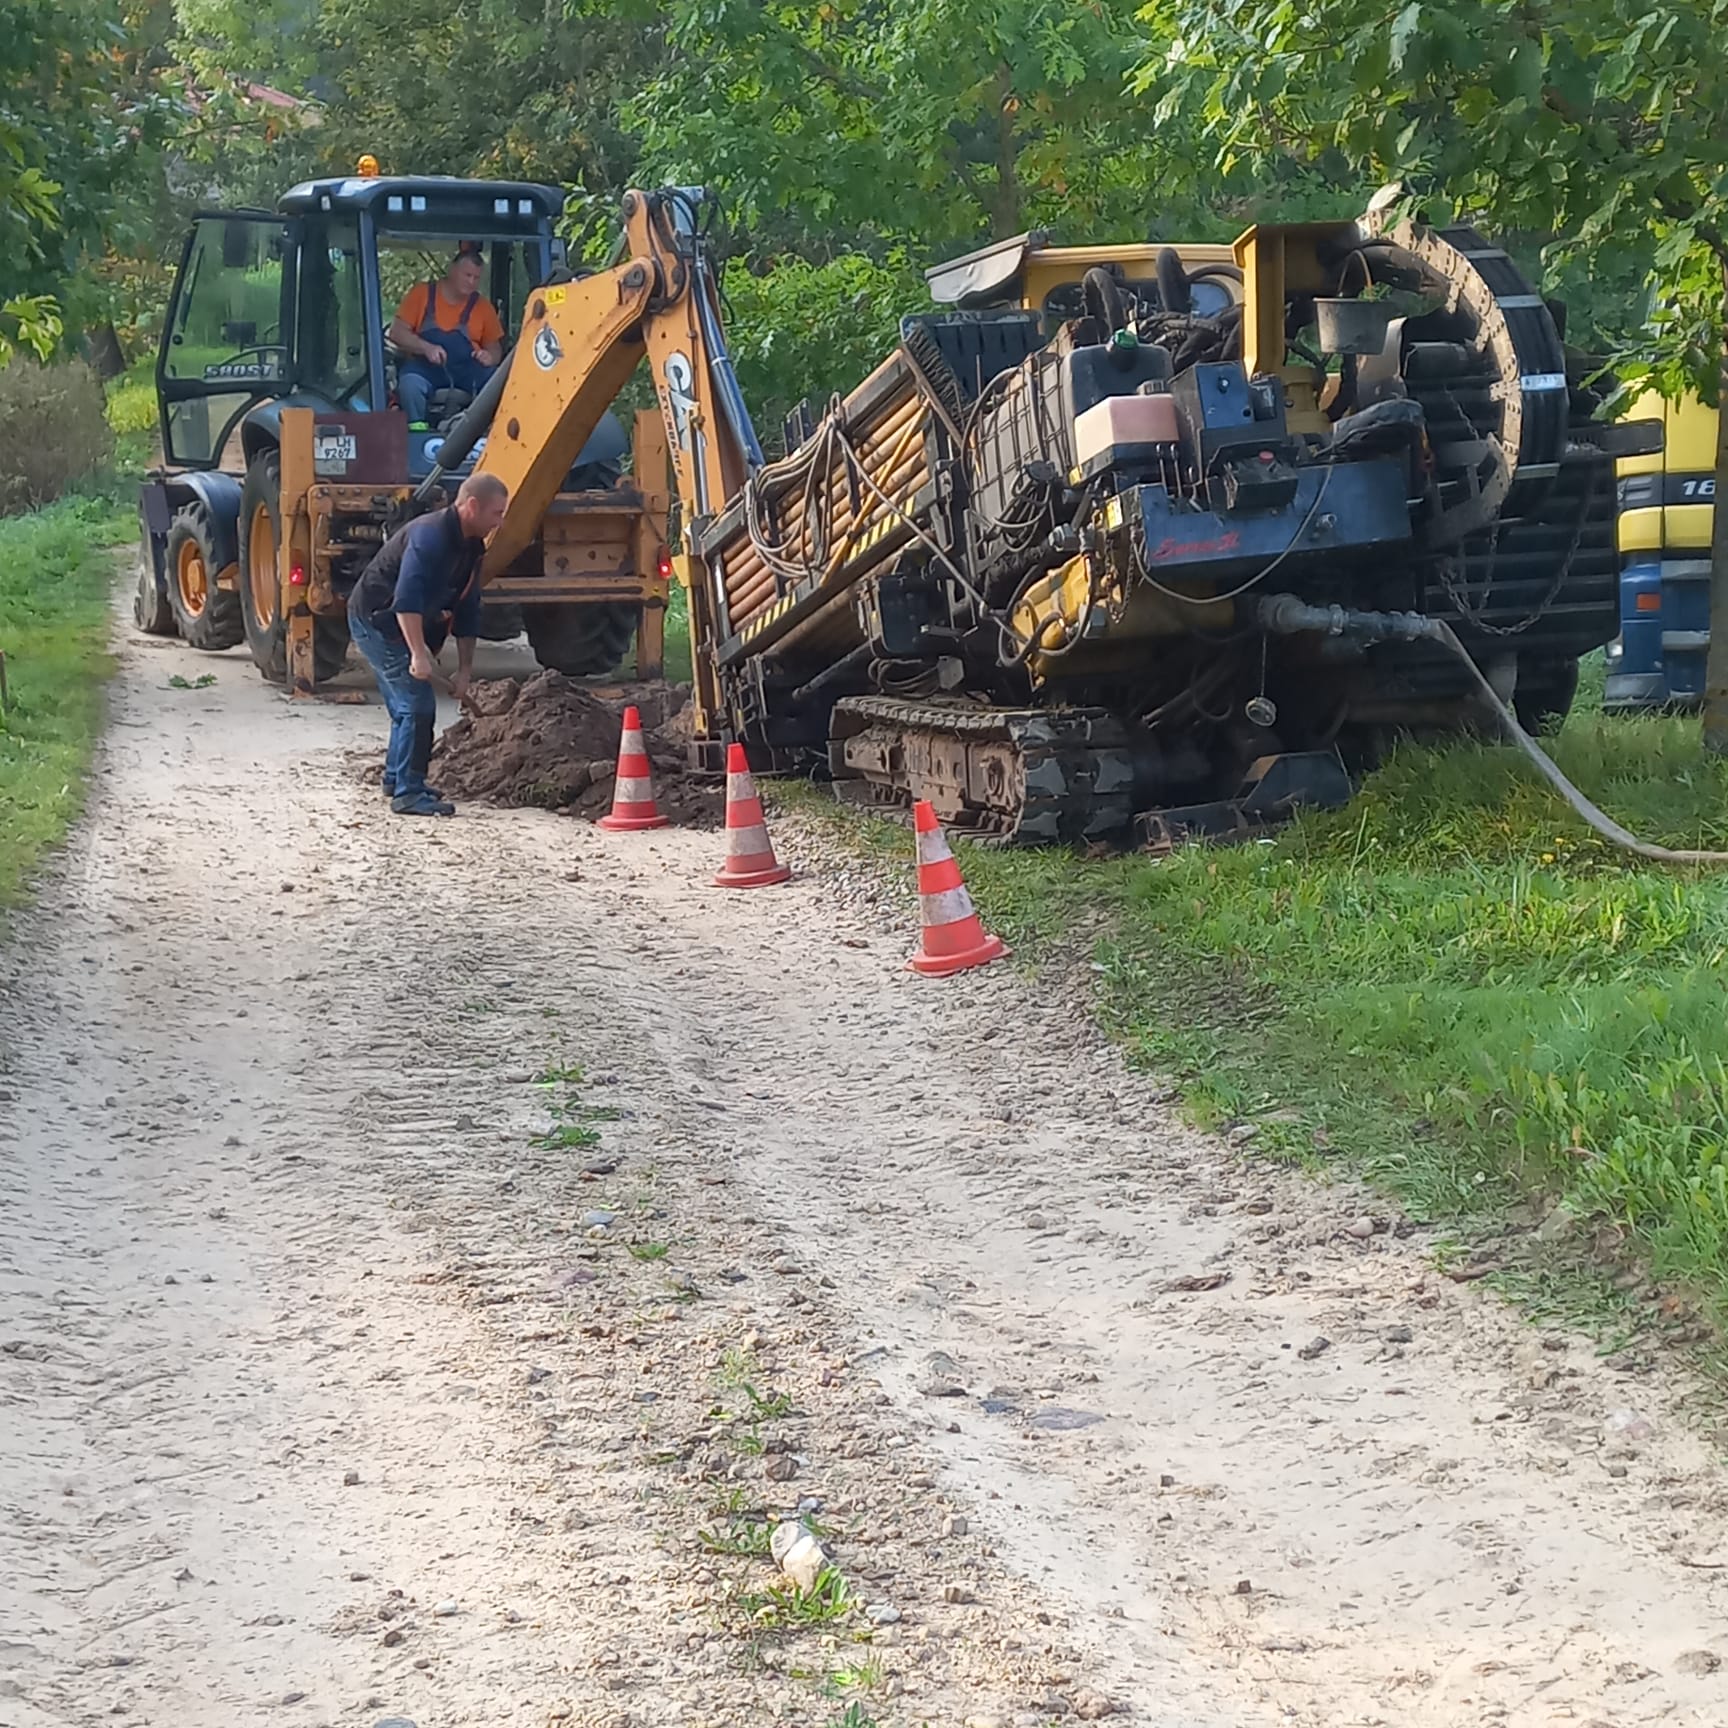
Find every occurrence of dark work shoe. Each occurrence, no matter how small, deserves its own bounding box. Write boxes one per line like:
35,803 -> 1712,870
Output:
391,791 -> 455,817
382,782 -> 441,800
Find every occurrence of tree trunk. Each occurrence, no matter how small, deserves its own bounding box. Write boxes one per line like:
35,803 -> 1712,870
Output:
1705,283 -> 1728,753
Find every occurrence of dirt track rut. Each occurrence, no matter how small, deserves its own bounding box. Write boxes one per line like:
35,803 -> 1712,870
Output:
5,604 -> 1728,1727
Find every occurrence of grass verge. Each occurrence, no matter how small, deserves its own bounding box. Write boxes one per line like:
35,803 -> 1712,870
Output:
788,667 -> 1728,1347
0,495 -> 130,912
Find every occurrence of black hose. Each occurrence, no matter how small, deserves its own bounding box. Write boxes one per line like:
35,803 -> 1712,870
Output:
1082,267 -> 1126,334
1156,246 -> 1193,315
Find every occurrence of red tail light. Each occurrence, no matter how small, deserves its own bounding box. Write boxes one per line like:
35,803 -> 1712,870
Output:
289,563 -> 308,587
656,547 -> 673,581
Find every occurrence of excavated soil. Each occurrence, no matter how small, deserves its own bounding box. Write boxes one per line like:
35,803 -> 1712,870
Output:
430,671 -> 722,825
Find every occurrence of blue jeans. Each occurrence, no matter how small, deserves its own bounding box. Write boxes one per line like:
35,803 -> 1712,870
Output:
398,362 -> 493,427
348,601 -> 436,797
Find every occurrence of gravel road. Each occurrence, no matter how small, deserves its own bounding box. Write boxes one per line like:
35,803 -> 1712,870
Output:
4,597 -> 1728,1728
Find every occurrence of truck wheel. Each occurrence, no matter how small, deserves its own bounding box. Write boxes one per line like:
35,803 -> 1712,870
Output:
239,451 -> 288,681
133,519 -> 175,636
524,603 -> 637,677
237,450 -> 351,685
165,503 -> 244,651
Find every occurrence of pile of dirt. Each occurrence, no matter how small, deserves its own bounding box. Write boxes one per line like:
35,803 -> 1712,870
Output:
430,672 -> 724,825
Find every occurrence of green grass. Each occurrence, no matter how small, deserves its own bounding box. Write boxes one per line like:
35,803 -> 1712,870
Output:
663,580 -> 693,684
0,494 -> 129,912
795,674 -> 1728,1340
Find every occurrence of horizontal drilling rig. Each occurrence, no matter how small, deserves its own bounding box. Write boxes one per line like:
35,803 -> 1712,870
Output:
679,187 -> 1655,843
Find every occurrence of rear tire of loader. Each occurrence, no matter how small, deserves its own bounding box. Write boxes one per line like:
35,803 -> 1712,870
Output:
133,521 -> 175,637
239,450 -> 348,685
524,602 -> 637,677
165,503 -> 244,651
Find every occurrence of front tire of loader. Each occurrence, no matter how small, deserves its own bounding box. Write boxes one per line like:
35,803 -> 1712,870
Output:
133,521 -> 175,637
165,503 -> 244,651
524,602 -> 637,677
1513,656 -> 1581,737
238,450 -> 348,685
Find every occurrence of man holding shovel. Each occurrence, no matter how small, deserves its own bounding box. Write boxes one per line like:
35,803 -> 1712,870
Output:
347,472 -> 509,817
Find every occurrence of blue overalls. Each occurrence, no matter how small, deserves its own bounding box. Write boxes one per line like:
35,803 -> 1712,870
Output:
397,281 -> 490,425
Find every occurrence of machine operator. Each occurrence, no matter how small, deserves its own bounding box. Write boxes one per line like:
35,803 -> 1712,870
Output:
347,472 -> 510,817
389,247 -> 505,428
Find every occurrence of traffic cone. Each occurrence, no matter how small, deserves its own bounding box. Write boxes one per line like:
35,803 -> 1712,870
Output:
713,742 -> 791,888
597,705 -> 669,832
908,799 -> 1007,976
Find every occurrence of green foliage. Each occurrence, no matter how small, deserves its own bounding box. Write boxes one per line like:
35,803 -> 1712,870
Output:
0,496 -> 127,912
635,0 -> 1174,253
722,252 -> 927,449
0,363 -> 115,516
1134,0 -> 1728,399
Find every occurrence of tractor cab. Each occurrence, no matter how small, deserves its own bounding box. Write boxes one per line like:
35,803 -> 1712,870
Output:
156,174 -> 568,482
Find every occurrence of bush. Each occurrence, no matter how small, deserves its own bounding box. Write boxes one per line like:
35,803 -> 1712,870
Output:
0,360 -> 115,516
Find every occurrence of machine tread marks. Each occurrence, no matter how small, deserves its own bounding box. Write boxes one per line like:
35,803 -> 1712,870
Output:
524,603 -> 637,677
828,695 -> 1135,846
164,502 -> 244,651
238,450 -> 349,685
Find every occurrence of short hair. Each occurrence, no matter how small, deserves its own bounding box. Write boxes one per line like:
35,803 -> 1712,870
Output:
451,246 -> 483,269
457,471 -> 508,507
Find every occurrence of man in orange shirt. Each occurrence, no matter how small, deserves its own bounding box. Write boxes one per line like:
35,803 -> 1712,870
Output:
389,248 -> 506,427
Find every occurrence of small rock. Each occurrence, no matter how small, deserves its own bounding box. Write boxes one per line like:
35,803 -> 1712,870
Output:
454,1114 -> 477,1132
1234,1578 -> 1253,1595
223,1134 -> 241,1148
1071,1690 -> 1120,1721
163,1276 -> 178,1287
1159,1473 -> 1176,1488
505,1068 -> 533,1083
1344,1217 -> 1376,1240
1675,1650 -> 1721,1677
581,1159 -> 618,1177
1383,1324 -> 1414,1344
1025,1213 -> 1048,1231
943,1583 -> 976,1604
942,1513 -> 968,1537
380,1628 -> 404,1648
432,1600 -> 458,1618
763,1453 -> 798,1483
865,1603 -> 902,1626
527,1366 -> 551,1386
1297,1336 -> 1331,1361
343,1469 -> 360,1486
279,1692 -> 306,1706
1225,1123 -> 1258,1145
770,1521 -> 829,1591
581,1209 -> 616,1229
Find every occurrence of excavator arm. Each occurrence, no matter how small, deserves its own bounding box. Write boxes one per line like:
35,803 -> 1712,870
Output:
469,188 -> 761,725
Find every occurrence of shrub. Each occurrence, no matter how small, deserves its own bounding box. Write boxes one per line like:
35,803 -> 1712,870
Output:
0,360 -> 115,516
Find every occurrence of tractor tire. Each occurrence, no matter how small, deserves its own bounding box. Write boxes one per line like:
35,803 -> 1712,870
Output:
133,520 -> 175,637
524,602 -> 637,677
237,450 -> 350,685
164,502 -> 244,651
479,601 -> 523,643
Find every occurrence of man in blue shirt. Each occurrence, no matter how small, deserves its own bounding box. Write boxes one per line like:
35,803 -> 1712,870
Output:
347,472 -> 510,816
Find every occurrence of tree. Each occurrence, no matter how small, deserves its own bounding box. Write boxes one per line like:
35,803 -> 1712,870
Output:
1135,0 -> 1728,744
630,0 -> 1172,259
0,0 -> 173,350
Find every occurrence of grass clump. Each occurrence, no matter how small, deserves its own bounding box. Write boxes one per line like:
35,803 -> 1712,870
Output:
0,495 -> 128,911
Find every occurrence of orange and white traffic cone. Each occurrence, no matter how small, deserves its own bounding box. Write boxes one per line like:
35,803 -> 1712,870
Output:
908,799 -> 1007,976
713,742 -> 791,888
597,705 -> 669,832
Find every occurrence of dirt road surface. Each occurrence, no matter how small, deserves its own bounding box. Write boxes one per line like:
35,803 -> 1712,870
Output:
6,604 -> 1728,1728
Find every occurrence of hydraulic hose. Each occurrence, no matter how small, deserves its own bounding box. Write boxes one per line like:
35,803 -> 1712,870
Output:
1256,594 -> 1728,866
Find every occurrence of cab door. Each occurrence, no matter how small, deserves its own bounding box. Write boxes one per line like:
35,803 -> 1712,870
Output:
157,211 -> 296,470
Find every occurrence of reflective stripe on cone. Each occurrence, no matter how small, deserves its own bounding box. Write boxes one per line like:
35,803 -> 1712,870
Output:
714,743 -> 791,887
598,705 -> 670,831
908,798 -> 1006,976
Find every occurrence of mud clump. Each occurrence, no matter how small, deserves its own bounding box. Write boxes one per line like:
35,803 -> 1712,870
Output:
430,672 -> 723,826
